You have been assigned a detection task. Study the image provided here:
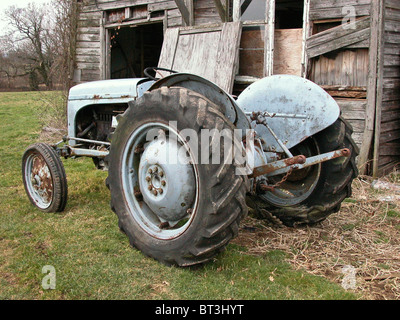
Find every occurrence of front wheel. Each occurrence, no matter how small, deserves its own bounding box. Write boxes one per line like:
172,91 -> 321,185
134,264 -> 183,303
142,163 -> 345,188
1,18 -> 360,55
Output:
22,143 -> 68,213
248,117 -> 359,226
106,87 -> 249,266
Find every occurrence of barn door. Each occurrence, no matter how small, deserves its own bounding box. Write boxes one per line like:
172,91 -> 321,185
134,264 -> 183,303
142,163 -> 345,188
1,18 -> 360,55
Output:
158,22 -> 242,94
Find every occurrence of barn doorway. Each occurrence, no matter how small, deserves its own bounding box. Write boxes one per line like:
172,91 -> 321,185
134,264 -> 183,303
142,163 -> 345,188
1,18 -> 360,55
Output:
108,23 -> 164,79
273,0 -> 305,76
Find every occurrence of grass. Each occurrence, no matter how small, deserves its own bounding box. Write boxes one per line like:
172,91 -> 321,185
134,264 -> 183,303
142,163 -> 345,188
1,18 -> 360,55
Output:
0,91 -> 359,300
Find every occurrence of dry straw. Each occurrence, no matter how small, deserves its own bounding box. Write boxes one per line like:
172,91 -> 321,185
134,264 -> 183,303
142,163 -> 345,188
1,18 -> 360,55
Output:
235,171 -> 400,300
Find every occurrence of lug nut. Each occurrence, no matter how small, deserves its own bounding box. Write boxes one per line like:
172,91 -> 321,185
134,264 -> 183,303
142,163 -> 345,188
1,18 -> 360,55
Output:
152,189 -> 158,196
159,171 -> 164,177
161,180 -> 166,186
153,167 -> 158,173
159,189 -> 163,194
148,168 -> 152,174
148,185 -> 152,191
146,176 -> 151,182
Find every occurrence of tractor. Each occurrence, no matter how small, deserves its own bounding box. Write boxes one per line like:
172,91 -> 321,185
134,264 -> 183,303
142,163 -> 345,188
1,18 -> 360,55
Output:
22,67 -> 358,266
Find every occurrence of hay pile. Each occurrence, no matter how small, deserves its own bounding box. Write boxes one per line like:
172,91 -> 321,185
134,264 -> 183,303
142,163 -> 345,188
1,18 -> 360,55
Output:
236,173 -> 400,300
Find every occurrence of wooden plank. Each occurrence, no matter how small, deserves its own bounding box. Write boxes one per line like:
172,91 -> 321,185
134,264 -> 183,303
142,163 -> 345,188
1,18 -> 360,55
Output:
372,0 -> 387,177
214,21 -> 242,93
264,0 -> 275,77
306,17 -> 370,58
310,49 -> 369,87
157,27 -> 180,70
310,0 -> 371,10
379,143 -> 400,156
301,0 -> 311,77
83,0 -> 169,12
232,0 -> 240,22
309,4 -> 371,20
194,0 -> 220,25
386,0 -> 400,10
358,0 -> 384,174
148,1 -> 178,12
185,0 -> 194,26
213,0 -> 227,22
239,26 -> 264,78
174,0 -> 191,25
158,22 -> 242,93
273,29 -> 303,76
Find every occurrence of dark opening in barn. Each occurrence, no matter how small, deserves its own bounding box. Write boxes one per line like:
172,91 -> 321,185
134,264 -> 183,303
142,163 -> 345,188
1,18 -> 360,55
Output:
109,23 -> 164,79
275,0 -> 304,29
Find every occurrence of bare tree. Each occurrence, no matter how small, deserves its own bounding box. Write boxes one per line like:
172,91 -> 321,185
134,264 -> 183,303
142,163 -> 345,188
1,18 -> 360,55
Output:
4,3 -> 53,89
1,1 -> 79,91
50,0 -> 79,92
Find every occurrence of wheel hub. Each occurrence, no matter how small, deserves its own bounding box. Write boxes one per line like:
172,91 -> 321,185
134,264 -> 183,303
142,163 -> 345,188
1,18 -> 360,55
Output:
138,138 -> 196,223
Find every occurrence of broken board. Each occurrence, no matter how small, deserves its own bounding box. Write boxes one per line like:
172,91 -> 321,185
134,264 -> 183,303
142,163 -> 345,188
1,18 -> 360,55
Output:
158,22 -> 242,94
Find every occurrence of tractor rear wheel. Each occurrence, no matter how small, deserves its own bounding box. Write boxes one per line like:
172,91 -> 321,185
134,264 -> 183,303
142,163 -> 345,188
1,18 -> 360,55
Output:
248,117 -> 358,226
106,87 -> 248,266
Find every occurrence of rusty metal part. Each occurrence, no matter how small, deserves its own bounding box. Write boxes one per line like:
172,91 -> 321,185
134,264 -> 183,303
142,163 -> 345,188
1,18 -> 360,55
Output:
251,154 -> 307,179
134,144 -> 144,154
256,148 -> 352,178
31,154 -> 53,206
159,222 -> 170,229
134,190 -> 143,199
258,167 -> 294,192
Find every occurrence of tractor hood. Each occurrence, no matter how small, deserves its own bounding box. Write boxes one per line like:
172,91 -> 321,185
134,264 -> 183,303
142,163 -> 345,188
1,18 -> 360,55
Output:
68,78 -> 155,101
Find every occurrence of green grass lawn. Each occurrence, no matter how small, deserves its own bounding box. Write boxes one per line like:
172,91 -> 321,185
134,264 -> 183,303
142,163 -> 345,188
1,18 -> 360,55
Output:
0,91 -> 358,300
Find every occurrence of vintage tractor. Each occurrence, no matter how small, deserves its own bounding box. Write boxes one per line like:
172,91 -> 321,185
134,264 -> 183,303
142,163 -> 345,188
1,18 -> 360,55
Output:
22,68 -> 358,266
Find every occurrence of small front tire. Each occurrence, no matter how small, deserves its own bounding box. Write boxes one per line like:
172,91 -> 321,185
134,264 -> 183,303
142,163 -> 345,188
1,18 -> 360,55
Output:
22,143 -> 68,213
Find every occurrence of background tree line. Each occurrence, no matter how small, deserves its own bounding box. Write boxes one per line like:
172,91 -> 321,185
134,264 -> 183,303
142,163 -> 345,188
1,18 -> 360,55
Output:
0,0 -> 79,92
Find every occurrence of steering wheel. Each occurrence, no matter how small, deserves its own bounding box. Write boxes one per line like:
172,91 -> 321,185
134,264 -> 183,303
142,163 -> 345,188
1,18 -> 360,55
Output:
144,67 -> 178,80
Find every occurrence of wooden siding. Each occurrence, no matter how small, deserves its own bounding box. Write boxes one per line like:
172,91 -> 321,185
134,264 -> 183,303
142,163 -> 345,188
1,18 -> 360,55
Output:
194,0 -> 222,25
307,0 -> 372,154
377,0 -> 400,175
309,0 -> 371,21
337,99 -> 366,148
75,0 -> 183,83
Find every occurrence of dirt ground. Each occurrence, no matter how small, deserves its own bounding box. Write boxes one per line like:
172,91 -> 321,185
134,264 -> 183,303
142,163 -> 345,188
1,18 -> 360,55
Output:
234,172 -> 400,300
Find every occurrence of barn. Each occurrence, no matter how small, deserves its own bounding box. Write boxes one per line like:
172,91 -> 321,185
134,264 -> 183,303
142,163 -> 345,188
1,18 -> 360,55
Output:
73,0 -> 400,176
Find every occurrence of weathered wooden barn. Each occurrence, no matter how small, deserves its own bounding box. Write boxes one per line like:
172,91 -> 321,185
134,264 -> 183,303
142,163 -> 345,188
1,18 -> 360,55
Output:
73,0 -> 400,176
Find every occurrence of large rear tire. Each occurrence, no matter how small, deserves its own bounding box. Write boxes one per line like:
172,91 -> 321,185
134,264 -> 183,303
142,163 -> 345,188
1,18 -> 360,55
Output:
106,87 -> 249,266
248,117 -> 359,226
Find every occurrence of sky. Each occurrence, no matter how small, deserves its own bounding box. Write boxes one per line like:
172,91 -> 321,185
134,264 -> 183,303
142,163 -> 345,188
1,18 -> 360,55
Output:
0,0 -> 50,36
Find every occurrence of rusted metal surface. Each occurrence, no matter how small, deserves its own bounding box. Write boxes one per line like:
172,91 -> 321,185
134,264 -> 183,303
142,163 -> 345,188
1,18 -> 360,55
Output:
256,148 -> 352,178
31,154 -> 53,205
251,154 -> 309,178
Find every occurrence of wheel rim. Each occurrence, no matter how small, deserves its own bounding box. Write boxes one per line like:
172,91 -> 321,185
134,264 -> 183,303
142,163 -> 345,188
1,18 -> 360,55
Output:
121,122 -> 199,240
24,153 -> 53,209
261,137 -> 321,206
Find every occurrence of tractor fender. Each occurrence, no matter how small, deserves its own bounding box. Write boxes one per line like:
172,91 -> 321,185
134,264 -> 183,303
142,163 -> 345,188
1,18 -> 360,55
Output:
236,75 -> 340,153
149,73 -> 251,133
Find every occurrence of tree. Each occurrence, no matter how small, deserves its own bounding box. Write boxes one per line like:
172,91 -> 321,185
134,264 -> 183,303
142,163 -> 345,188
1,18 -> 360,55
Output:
1,1 -> 79,91
4,3 -> 53,89
50,0 -> 79,91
